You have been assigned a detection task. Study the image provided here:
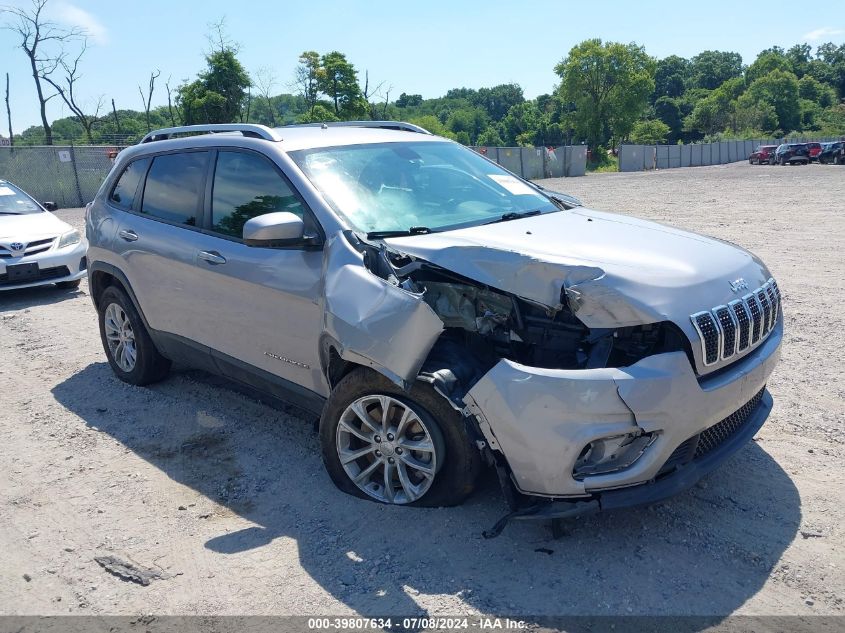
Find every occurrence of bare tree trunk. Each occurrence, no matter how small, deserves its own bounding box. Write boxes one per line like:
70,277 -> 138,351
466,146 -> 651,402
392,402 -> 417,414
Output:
139,70 -> 160,132
111,98 -> 121,136
5,1 -> 84,146
28,53 -> 52,144
5,73 -> 13,146
165,77 -> 176,126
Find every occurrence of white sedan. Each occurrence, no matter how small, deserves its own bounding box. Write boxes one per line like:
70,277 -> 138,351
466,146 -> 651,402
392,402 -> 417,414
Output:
0,180 -> 88,291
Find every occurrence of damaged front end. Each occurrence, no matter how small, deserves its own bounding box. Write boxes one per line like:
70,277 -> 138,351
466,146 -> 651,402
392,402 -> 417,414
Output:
321,228 -> 780,536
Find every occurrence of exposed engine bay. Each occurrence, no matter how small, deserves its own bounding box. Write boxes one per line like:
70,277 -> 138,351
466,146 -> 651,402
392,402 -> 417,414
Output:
349,230 -> 689,386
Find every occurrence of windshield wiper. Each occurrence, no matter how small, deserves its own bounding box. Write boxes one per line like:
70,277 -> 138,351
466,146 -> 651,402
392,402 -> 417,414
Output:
366,226 -> 435,239
484,209 -> 543,225
0,212 -> 23,216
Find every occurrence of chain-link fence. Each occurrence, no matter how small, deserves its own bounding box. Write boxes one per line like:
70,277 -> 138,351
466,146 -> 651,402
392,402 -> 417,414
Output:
0,145 -> 124,208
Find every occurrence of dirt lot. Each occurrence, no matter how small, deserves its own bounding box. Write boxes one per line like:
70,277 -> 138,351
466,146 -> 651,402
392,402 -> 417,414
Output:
1,161 -> 843,621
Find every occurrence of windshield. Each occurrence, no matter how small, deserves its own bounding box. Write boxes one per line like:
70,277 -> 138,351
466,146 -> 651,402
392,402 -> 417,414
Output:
289,141 -> 557,233
0,182 -> 42,215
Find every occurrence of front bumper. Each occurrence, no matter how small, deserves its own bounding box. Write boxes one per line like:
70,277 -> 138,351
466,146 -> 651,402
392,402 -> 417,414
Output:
465,320 -> 782,498
0,240 -> 88,291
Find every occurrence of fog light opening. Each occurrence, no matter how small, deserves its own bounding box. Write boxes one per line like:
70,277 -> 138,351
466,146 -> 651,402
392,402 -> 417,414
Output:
573,432 -> 655,480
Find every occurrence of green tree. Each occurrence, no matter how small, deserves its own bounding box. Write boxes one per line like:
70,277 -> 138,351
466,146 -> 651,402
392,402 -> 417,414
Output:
653,55 -> 690,99
446,107 -> 488,144
654,96 -> 684,142
500,101 -> 541,145
746,50 -> 791,84
473,84 -> 525,121
743,69 -> 801,132
476,125 -> 504,146
786,44 -> 812,78
395,93 -> 423,108
555,39 -> 656,149
817,42 -> 845,97
293,51 -> 321,115
629,119 -> 670,144
177,48 -> 251,124
406,115 -> 454,139
317,51 -> 365,119
688,50 -> 743,90
683,77 -> 746,136
798,75 -> 836,108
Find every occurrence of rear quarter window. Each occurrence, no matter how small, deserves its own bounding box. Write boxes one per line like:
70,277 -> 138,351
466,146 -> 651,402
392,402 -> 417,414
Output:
141,152 -> 209,226
109,158 -> 150,209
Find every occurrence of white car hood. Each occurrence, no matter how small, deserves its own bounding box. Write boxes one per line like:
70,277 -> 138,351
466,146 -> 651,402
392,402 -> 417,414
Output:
0,211 -> 70,241
385,207 -> 772,329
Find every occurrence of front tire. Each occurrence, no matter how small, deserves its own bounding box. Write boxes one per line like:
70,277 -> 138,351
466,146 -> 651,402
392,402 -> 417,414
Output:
319,368 -> 481,507
97,285 -> 171,385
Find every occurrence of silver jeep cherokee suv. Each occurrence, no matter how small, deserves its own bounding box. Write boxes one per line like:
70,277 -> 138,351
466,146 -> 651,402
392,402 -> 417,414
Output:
86,123 -> 782,530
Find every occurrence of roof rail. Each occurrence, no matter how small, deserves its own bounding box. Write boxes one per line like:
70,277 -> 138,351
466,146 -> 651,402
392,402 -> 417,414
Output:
283,121 -> 432,135
140,124 -> 283,144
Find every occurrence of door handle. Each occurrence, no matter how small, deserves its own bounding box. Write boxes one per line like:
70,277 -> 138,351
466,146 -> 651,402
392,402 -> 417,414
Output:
118,229 -> 138,242
197,250 -> 227,265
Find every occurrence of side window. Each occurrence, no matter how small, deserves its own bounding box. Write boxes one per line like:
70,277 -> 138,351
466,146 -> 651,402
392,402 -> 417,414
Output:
211,151 -> 305,239
141,152 -> 209,226
109,158 -> 150,209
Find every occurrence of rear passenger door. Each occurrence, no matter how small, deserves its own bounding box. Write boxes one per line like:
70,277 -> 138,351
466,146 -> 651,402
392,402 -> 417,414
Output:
112,150 -> 211,337
184,149 -> 326,395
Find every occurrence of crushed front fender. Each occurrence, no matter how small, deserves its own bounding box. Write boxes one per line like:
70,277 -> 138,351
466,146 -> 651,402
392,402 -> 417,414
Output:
321,232 -> 444,388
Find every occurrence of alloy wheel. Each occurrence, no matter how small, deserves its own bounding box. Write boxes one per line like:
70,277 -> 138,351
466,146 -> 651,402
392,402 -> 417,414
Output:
336,394 -> 442,504
104,302 -> 137,372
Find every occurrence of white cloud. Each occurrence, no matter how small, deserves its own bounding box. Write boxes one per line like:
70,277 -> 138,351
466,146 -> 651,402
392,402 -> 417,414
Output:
803,27 -> 845,41
53,2 -> 109,45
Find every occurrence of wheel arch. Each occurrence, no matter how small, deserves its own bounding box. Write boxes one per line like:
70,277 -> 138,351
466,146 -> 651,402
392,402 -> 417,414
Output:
88,262 -> 153,333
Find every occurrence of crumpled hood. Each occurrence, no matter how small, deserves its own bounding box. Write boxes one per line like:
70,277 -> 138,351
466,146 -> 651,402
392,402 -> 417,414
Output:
385,207 -> 772,329
0,211 -> 70,241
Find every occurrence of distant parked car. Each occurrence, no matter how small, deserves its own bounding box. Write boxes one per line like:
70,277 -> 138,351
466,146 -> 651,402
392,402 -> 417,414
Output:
749,145 -> 777,165
774,144 -> 809,165
0,180 -> 88,291
818,141 -> 845,164
805,142 -> 822,162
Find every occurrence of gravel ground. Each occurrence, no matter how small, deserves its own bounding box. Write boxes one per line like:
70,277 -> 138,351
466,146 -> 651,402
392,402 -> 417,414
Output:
0,161 -> 843,621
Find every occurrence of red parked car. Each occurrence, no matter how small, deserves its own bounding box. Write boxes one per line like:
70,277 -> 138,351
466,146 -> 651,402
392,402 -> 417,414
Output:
749,145 -> 777,164
805,142 -> 822,162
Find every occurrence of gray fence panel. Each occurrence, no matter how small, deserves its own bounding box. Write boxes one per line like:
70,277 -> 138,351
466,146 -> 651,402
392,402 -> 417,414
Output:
618,145 -> 642,172
646,146 -> 658,170
567,146 -> 587,177
727,141 -> 736,163
496,147 -> 522,176
680,144 -> 691,167
656,145 -> 669,169
668,145 -> 681,168
520,147 -> 544,180
690,144 -> 701,167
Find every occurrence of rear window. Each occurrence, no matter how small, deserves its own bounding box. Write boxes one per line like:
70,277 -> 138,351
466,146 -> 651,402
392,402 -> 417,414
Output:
141,152 -> 209,226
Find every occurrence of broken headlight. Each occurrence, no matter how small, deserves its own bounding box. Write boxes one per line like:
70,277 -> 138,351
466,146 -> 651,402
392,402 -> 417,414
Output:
572,432 -> 656,480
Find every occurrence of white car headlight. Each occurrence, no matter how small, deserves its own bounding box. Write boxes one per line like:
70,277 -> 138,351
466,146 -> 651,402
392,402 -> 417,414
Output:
57,229 -> 81,249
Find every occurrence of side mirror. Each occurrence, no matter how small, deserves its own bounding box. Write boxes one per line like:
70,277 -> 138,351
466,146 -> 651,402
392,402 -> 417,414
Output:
42,201 -> 58,211
243,212 -> 319,248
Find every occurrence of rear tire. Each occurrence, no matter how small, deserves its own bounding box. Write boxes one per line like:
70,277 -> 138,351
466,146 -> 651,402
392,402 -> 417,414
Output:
97,285 -> 171,385
319,367 -> 481,507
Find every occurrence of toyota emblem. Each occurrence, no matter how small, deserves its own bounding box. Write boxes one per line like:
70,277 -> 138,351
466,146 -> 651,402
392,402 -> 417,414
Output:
10,242 -> 24,252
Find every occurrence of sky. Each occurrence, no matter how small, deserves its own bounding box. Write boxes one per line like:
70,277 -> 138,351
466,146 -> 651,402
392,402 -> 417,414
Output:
1,0 -> 844,132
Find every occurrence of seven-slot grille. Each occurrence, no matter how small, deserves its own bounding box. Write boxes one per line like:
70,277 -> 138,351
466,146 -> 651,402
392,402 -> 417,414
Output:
690,278 -> 780,367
